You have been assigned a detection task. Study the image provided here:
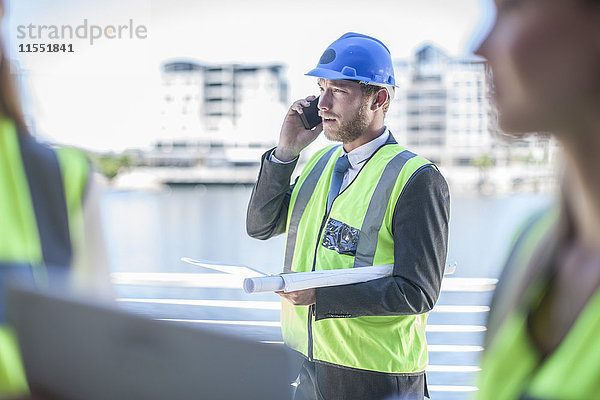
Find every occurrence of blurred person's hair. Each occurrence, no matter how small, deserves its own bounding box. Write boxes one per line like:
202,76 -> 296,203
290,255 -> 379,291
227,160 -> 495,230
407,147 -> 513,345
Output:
0,0 -> 27,132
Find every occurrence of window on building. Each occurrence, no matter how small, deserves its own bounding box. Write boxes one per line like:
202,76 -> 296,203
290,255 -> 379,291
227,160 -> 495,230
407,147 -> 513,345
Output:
427,137 -> 445,146
427,107 -> 445,115
454,157 -> 472,166
426,91 -> 446,99
415,76 -> 442,83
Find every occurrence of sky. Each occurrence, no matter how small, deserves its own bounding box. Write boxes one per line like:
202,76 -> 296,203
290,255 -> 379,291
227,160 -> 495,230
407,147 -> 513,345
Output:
3,0 -> 495,152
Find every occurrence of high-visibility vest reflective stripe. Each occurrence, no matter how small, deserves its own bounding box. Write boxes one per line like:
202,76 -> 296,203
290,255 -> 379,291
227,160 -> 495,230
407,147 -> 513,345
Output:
0,119 -> 89,396
282,140 -> 434,373
477,208 -> 600,399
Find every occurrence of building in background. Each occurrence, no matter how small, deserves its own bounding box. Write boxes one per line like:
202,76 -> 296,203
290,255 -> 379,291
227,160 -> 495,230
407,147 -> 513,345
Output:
390,44 -> 492,167
388,44 -> 558,193
119,45 -> 557,192
145,60 -> 288,170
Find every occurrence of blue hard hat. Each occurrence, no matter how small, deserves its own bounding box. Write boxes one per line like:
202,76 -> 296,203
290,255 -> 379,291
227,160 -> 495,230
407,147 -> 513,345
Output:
305,32 -> 396,88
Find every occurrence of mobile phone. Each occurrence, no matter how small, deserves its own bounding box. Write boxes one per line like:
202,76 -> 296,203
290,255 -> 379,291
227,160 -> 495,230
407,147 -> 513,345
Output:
298,96 -> 322,130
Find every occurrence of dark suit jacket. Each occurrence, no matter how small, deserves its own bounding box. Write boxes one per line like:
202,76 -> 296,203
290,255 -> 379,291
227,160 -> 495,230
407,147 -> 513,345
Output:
246,136 -> 450,321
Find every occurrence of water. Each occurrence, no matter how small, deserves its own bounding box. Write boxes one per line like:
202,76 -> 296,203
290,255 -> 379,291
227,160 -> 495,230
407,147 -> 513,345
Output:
103,186 -> 286,275
101,186 -> 553,399
103,186 -> 551,278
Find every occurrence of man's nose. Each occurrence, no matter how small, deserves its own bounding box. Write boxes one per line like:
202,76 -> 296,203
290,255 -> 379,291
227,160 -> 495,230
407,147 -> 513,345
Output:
318,92 -> 331,111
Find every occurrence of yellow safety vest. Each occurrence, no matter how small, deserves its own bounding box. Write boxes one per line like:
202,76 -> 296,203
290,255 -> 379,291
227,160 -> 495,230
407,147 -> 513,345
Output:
0,119 -> 89,396
281,142 -> 435,373
477,208 -> 600,399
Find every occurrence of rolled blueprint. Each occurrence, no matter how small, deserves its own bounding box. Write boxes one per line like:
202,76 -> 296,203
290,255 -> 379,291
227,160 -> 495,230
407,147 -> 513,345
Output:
243,275 -> 285,293
243,264 -> 393,294
182,257 -> 458,294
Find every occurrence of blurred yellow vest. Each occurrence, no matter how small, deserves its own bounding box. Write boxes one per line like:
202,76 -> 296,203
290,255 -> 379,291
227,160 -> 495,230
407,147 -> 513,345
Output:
0,119 -> 89,396
477,209 -> 600,399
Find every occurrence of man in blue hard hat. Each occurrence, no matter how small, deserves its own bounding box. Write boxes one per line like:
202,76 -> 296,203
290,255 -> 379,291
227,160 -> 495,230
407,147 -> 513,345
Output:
247,32 -> 449,400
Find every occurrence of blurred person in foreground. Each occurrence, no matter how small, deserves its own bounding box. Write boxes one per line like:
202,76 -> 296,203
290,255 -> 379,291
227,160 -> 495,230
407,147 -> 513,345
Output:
0,0 -> 111,397
247,32 -> 449,400
474,0 -> 600,398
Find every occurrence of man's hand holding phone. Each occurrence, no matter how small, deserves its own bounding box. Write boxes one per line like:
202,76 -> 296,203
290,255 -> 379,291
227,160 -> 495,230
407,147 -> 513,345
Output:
275,95 -> 323,162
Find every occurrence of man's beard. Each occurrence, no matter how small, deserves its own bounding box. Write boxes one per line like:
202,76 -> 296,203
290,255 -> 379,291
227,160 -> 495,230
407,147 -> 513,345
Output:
323,100 -> 370,143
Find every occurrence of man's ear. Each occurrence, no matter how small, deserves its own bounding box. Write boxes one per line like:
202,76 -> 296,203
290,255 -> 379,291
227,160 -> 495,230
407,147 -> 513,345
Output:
372,89 -> 388,110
